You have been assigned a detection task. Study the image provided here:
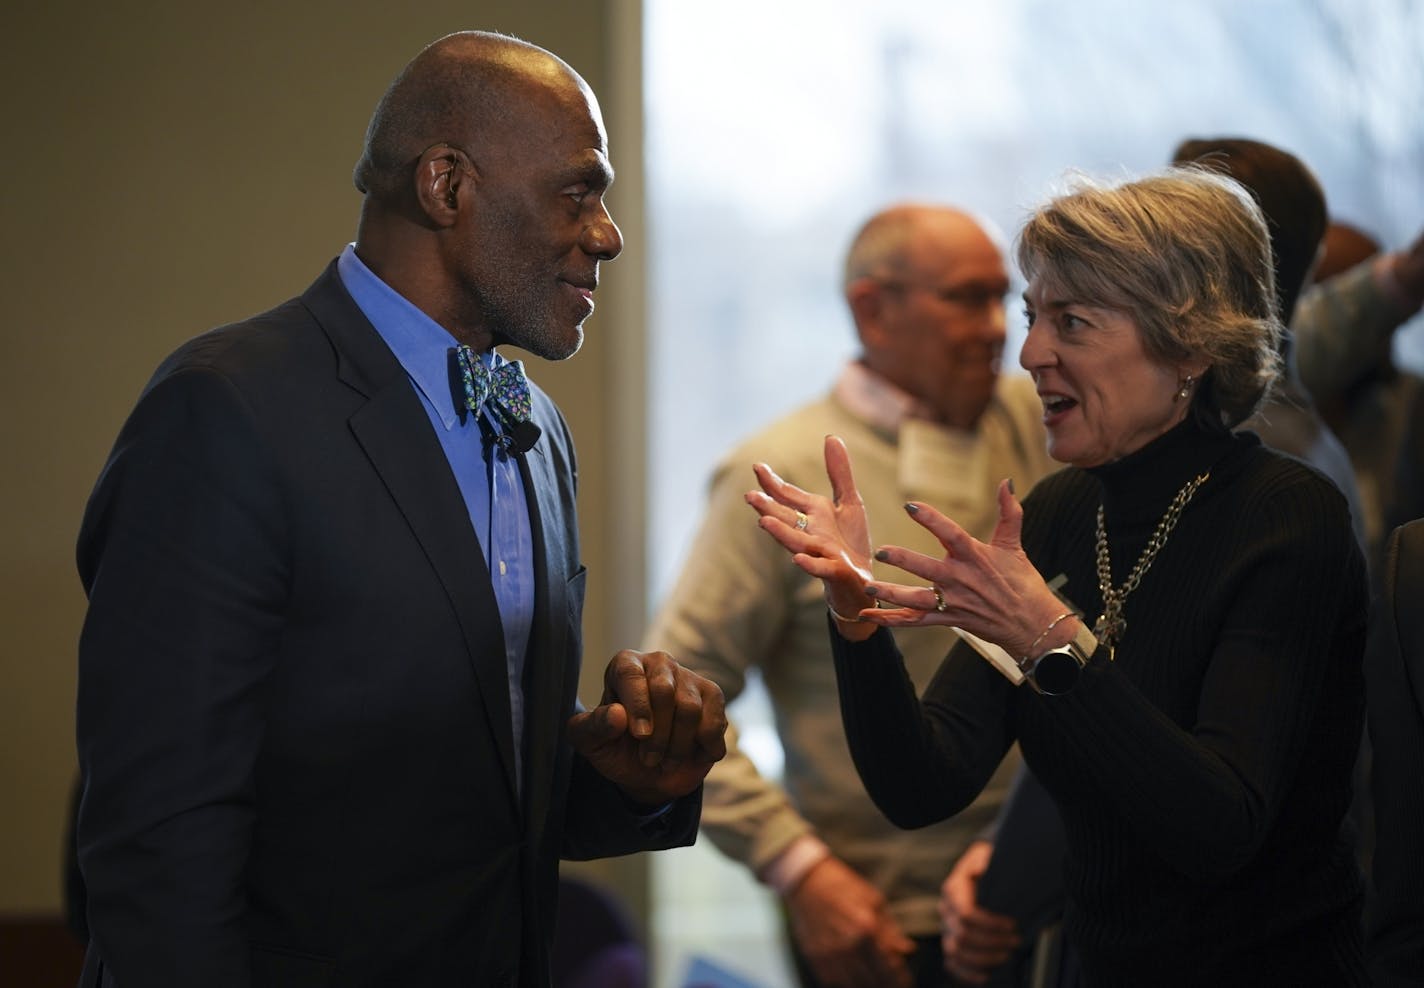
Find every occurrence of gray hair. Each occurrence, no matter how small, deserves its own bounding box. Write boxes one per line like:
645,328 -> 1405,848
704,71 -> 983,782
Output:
1016,167 -> 1282,430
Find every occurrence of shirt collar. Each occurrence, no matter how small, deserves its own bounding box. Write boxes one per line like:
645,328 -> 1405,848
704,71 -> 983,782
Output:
337,243 -> 512,430
831,359 -> 939,435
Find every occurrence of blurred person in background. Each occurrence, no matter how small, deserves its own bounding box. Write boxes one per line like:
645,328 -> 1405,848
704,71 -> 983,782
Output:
1302,221 -> 1424,577
645,203 -> 1056,987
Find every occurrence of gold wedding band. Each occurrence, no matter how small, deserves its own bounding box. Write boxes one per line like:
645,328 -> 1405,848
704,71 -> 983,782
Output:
794,511 -> 809,531
932,585 -> 948,613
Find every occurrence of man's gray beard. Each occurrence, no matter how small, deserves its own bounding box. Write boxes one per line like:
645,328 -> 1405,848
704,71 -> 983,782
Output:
480,290 -> 584,362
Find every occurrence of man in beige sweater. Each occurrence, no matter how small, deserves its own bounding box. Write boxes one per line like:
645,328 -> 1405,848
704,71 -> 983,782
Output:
645,204 -> 1057,988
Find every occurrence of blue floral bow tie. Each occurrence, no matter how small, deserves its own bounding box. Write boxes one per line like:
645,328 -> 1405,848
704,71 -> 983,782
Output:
451,345 -> 532,424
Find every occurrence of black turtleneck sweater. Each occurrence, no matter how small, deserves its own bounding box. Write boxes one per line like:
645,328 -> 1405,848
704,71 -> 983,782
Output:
833,419 -> 1368,986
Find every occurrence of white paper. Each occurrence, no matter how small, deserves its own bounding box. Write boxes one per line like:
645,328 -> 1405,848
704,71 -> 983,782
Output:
954,575 -> 1078,686
953,627 -> 1025,685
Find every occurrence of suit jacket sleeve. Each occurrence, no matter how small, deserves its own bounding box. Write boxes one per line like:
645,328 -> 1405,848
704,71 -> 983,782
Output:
560,755 -> 702,860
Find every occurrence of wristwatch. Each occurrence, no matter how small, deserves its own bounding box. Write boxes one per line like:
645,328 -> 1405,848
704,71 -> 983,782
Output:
1018,621 -> 1098,695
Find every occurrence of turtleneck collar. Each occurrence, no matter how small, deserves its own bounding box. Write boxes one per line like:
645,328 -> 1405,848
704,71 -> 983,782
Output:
1085,417 -> 1246,527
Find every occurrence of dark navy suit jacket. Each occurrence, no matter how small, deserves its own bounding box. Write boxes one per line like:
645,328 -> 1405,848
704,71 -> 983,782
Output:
75,262 -> 697,987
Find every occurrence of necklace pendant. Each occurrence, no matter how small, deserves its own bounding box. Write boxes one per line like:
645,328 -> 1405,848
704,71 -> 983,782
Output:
1094,611 -> 1125,648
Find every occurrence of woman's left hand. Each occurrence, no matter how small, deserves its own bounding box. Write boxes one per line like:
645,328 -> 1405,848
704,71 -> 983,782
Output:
860,480 -> 1067,658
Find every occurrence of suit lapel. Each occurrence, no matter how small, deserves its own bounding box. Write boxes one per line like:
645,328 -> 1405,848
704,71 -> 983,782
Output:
516,434 -> 576,828
301,264 -> 520,801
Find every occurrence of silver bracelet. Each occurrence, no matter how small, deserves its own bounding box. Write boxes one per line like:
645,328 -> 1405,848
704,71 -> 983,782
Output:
827,598 -> 879,624
1022,610 -> 1074,661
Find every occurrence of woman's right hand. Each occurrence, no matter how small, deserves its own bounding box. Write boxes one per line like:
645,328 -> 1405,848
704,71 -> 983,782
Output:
746,436 -> 878,637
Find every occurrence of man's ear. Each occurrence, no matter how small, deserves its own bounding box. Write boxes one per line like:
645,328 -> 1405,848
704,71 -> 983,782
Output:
843,279 -> 877,333
413,144 -> 471,226
846,277 -> 887,347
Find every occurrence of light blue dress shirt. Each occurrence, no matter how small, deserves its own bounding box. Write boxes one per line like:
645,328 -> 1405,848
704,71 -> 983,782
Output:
337,244 -> 536,789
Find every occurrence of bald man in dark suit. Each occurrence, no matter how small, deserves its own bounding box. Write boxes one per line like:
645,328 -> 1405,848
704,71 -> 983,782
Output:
75,31 -> 725,988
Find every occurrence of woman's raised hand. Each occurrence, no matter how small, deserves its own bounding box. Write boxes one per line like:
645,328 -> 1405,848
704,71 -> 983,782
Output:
746,436 -> 879,634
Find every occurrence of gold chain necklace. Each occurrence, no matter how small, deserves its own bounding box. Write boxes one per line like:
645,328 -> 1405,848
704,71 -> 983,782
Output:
1093,471 -> 1210,648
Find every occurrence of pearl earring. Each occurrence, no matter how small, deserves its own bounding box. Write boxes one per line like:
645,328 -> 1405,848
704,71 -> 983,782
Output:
1176,375 -> 1194,401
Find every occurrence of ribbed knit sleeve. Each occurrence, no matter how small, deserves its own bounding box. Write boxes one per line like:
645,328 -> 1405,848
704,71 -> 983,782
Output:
832,621 -> 1015,830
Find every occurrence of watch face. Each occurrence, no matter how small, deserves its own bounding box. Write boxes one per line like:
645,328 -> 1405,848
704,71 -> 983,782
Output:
1033,649 -> 1081,695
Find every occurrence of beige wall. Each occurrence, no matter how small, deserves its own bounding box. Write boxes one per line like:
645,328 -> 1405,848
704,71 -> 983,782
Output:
0,1 -> 648,917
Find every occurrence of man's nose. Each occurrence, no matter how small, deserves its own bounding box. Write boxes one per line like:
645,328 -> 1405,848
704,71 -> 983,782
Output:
583,203 -> 623,261
986,296 -> 1007,335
